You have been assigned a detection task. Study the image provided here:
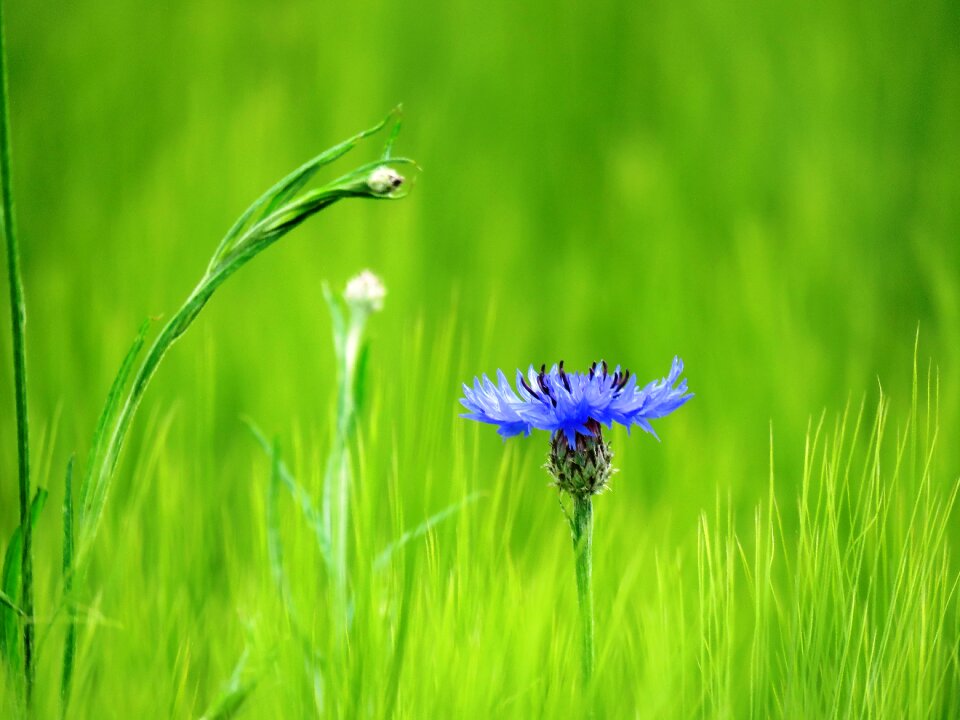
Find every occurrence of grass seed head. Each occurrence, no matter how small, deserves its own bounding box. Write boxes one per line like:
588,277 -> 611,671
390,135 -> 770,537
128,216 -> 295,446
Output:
366,166 -> 405,196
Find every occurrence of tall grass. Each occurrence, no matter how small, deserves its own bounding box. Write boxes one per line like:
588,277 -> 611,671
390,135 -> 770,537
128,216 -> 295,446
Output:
696,369 -> 959,717
74,114 -> 416,569
61,117 -> 413,717
169,323 -> 958,717
3,297 -> 955,716
0,0 -> 36,707
1,0 -> 957,714
239,274 -> 479,717
2,106 -> 416,716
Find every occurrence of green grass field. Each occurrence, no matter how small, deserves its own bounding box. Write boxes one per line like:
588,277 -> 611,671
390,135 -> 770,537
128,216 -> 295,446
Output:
2,1 -> 959,717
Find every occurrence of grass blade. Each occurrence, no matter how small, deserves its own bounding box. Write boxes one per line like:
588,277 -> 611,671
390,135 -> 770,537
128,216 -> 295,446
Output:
0,0 -> 35,704
78,319 -> 149,521
245,419 -> 332,569
266,439 -> 284,594
373,492 -> 484,572
379,549 -> 415,720
60,458 -> 76,719
76,121 -> 414,568
0,487 -> 48,672
380,115 -> 403,161
197,648 -> 257,720
208,108 -> 399,272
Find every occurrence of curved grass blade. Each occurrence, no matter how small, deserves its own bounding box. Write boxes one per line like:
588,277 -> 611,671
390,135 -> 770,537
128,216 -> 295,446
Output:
214,157 -> 417,274
208,108 -> 400,272
0,487 -> 48,670
257,116 -> 397,222
76,125 -> 414,568
197,648 -> 257,720
245,420 -> 332,569
246,425 -> 330,709
373,492 -> 484,572
78,320 -> 149,519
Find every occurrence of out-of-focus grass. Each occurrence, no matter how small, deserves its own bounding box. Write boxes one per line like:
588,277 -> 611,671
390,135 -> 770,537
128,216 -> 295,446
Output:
9,317 -> 958,717
1,0 -> 958,716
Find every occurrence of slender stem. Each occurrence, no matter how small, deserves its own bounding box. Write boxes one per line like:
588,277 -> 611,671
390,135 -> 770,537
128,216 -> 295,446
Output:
61,459 -> 76,719
333,452 -> 350,630
330,312 -> 365,633
571,494 -> 594,685
0,2 -> 35,706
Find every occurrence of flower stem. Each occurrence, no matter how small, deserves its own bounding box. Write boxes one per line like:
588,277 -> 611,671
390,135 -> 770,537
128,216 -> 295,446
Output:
571,493 -> 594,685
0,2 -> 35,707
324,299 -> 369,635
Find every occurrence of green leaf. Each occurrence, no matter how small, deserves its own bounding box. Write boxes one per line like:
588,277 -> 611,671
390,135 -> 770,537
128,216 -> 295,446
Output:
0,487 -> 49,670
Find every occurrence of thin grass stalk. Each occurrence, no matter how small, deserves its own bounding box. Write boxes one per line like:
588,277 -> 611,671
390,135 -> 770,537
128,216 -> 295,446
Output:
322,276 -> 381,633
59,459 -> 75,719
379,549 -> 415,720
333,301 -> 357,629
94,192 -> 342,511
0,2 -> 34,706
571,495 -> 594,685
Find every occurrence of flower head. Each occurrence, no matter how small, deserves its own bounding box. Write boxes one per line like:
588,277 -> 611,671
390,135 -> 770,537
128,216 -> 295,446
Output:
344,270 -> 386,313
460,357 -> 692,448
366,166 -> 405,196
461,358 -> 692,496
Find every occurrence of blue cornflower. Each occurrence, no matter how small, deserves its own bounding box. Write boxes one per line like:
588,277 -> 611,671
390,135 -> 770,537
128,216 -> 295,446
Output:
462,357 -> 692,682
460,357 -> 692,449
462,359 -> 692,684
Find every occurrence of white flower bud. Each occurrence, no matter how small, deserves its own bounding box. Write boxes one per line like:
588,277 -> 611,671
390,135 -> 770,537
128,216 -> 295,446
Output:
344,270 -> 386,312
366,166 -> 404,195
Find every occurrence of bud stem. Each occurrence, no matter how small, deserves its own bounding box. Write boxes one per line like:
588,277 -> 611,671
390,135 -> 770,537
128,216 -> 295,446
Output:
571,493 -> 595,687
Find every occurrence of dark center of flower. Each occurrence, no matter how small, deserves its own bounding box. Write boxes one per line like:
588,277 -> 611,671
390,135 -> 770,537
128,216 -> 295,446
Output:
588,360 -> 632,392
521,361 -> 634,410
584,418 -> 603,442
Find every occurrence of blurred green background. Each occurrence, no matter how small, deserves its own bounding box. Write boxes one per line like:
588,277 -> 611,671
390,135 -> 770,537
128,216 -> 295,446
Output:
1,0 -> 959,715
5,0 -> 957,484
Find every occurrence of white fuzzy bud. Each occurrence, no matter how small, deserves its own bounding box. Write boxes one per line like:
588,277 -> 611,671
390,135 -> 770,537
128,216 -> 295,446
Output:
366,166 -> 404,195
344,270 -> 386,312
